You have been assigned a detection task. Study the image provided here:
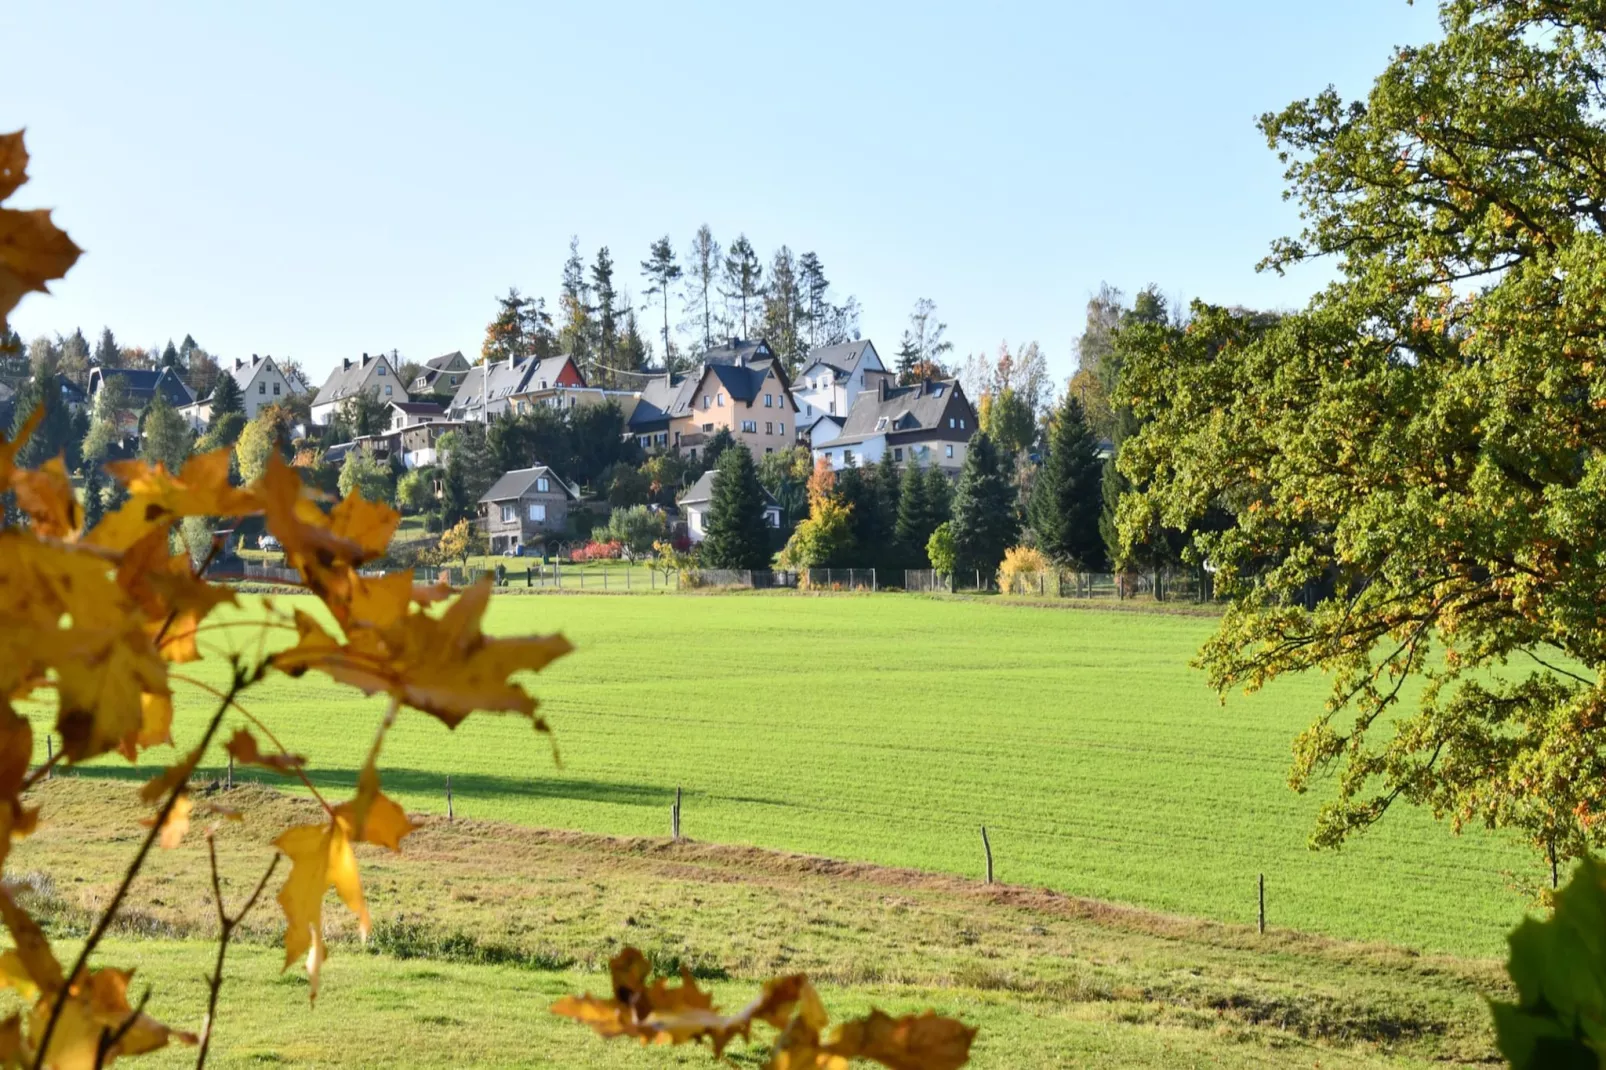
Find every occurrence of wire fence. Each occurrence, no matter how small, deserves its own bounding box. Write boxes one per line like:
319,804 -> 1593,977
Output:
905,568 -> 1217,603
802,568 -> 878,592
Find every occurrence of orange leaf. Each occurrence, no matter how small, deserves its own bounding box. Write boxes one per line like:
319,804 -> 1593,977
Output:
275,815 -> 367,1002
0,130 -> 27,201
89,448 -> 258,552
223,727 -> 305,775
10,456 -> 80,538
0,206 -> 81,324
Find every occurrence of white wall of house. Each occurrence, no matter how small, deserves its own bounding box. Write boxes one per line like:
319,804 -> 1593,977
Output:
239,359 -> 295,420
310,354 -> 407,425
813,435 -> 967,472
792,343 -> 890,423
813,434 -> 887,471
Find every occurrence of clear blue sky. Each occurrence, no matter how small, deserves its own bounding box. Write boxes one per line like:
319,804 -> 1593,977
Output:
5,1 -> 1441,385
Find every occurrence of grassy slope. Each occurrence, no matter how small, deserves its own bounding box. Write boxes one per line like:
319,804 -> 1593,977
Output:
9,782 -> 1501,1068
115,592 -> 1539,957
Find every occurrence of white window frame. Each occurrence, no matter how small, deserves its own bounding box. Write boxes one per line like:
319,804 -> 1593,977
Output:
500,503 -> 516,523
946,444 -> 954,458
537,477 -> 549,492
528,503 -> 546,522
764,394 -> 773,407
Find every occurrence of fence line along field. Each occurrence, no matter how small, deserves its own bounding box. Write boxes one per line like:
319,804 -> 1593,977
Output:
97,592 -> 1538,958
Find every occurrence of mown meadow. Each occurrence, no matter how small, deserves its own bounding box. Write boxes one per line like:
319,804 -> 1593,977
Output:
75,591 -> 1541,958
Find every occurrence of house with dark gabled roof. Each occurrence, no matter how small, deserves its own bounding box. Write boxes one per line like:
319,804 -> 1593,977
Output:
87,366 -> 195,436
811,378 -> 976,473
477,466 -> 580,552
662,340 -> 800,460
410,351 -> 472,399
792,340 -> 892,424
444,354 -> 556,423
310,352 -> 409,425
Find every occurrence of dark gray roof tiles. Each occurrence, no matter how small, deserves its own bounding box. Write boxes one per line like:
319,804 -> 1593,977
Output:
828,379 -> 968,447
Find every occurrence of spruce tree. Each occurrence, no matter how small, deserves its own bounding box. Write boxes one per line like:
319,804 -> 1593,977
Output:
949,433 -> 1018,581
721,235 -> 764,337
640,237 -> 682,366
558,237 -> 594,375
161,340 -> 181,371
923,463 -> 953,529
895,461 -> 933,568
12,376 -> 72,469
700,445 -> 770,570
441,448 -> 472,526
1028,392 -> 1105,568
590,246 -> 620,374
93,327 -> 120,369
209,369 -> 244,423
82,463 -> 104,532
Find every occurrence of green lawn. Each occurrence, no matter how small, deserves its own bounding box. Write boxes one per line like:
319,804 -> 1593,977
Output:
70,593 -> 1539,958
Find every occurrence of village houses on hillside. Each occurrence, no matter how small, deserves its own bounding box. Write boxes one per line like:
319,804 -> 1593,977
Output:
310,351 -> 408,425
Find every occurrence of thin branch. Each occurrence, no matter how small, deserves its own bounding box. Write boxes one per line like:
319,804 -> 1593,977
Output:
194,838 -> 280,1070
31,667 -> 247,1070
168,674 -> 333,814
21,749 -> 62,792
92,987 -> 152,1070
153,538 -> 223,649
1521,648 -> 1594,688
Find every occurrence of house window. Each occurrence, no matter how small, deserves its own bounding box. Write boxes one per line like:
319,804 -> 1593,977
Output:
778,423 -> 785,436
960,418 -> 966,429
931,385 -> 944,397
258,382 -> 266,395
273,382 -> 281,396
828,401 -> 836,415
764,394 -> 773,407
805,404 -> 812,417
377,365 -> 386,375
894,447 -> 904,461
946,445 -> 954,458
844,450 -> 855,465
875,417 -> 888,431
741,420 -> 757,433
702,422 -> 714,432
704,395 -> 711,409
500,504 -> 516,523
540,380 -> 548,389
764,422 -> 773,435
949,418 -> 955,428
537,477 -> 549,492
385,385 -> 393,395
529,503 -> 546,522
450,376 -> 458,385
766,447 -> 774,454
717,392 -> 725,406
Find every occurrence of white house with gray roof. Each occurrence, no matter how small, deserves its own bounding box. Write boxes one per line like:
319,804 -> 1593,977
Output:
310,352 -> 409,425
792,340 -> 892,425
179,354 -> 300,430
812,378 -> 976,473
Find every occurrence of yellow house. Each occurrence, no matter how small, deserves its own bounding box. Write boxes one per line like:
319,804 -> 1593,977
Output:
665,343 -> 800,460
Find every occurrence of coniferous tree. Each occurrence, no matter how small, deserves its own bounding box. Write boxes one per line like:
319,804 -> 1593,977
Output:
160,339 -> 181,372
923,462 -> 954,528
762,247 -> 806,371
208,369 -> 244,423
895,461 -> 933,568
700,445 -> 770,570
82,462 -> 104,533
558,237 -> 594,376
641,237 -> 682,369
58,329 -> 90,386
590,246 -> 621,375
869,451 -> 902,570
93,327 -> 121,369
179,334 -> 199,362
798,252 -> 829,349
12,375 -> 72,469
681,225 -> 723,356
440,448 -> 472,527
700,427 -> 736,471
1029,392 -> 1105,568
721,234 -> 764,337
949,433 -> 1017,581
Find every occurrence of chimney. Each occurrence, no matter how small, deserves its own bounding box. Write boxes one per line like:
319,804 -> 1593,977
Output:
880,378 -> 891,402
361,352 -> 372,366
342,358 -> 352,372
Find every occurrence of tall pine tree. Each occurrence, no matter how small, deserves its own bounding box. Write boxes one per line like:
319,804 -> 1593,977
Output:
721,235 -> 764,338
700,445 -> 770,570
640,237 -> 681,370
682,225 -> 723,356
558,237 -> 594,376
949,433 -> 1018,581
590,246 -> 621,378
93,327 -> 121,369
1028,392 -> 1105,568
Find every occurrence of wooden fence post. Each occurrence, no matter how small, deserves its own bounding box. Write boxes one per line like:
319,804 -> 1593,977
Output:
980,826 -> 993,884
44,736 -> 51,780
672,786 -> 682,841
446,775 -> 454,824
1257,873 -> 1265,935
226,753 -> 234,790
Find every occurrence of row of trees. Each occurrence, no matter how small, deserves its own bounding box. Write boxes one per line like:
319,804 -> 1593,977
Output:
478,228 -> 866,386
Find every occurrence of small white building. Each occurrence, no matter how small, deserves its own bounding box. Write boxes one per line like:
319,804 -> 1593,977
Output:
676,469 -> 781,543
792,340 -> 893,425
310,352 -> 409,425
387,399 -> 446,433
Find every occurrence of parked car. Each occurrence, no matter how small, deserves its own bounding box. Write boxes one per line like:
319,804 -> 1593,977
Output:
259,534 -> 281,551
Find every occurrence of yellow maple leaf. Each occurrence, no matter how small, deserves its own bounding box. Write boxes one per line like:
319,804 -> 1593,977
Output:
0,204 -> 81,327
275,815 -> 366,1002
116,529 -> 237,664
140,792 -> 191,851
47,624 -> 170,762
10,456 -> 81,539
273,578 -> 571,729
222,727 -> 306,775
0,407 -> 41,496
0,131 -> 26,201
88,448 -> 258,552
821,1010 -> 977,1070
0,887 -> 62,1001
26,965 -> 197,1069
256,453 -> 396,603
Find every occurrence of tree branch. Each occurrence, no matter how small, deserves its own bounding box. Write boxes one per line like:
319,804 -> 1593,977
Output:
30,666 -> 248,1070
194,838 -> 280,1070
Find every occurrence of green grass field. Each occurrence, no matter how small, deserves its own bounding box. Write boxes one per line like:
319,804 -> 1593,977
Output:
77,592 -> 1539,958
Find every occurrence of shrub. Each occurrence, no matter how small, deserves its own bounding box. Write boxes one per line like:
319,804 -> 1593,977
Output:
998,545 -> 1050,593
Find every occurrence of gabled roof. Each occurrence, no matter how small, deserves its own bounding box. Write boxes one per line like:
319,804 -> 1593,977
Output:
700,338 -> 773,366
89,366 -> 194,407
510,355 -> 585,393
800,340 -> 876,379
677,468 -> 780,508
389,400 -> 445,417
626,373 -> 688,429
829,378 -> 970,447
312,352 -> 403,408
447,357 -> 539,417
224,354 -> 277,392
412,351 -> 471,392
803,413 -> 845,433
426,351 -> 468,372
479,466 -> 580,503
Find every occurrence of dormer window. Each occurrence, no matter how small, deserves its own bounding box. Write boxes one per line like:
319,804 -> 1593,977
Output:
931,385 -> 944,397
875,417 -> 888,431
